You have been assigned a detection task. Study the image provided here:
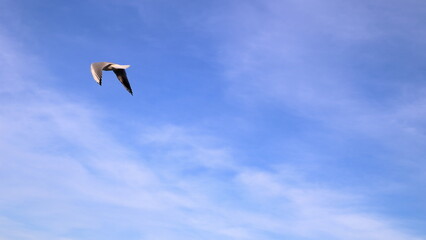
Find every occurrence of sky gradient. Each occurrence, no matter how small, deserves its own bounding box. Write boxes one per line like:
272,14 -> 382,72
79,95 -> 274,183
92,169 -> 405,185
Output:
1,0 -> 426,239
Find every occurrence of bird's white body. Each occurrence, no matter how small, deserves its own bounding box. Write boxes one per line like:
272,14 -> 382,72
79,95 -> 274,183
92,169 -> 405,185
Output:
103,64 -> 130,71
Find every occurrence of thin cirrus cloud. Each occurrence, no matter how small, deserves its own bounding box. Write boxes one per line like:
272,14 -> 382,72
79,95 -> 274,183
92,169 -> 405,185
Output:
213,0 -> 426,116
1,1 -> 426,240
208,1 -> 426,169
0,36 -> 422,240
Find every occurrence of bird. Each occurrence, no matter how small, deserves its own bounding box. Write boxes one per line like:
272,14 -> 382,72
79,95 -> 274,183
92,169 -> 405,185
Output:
90,62 -> 133,95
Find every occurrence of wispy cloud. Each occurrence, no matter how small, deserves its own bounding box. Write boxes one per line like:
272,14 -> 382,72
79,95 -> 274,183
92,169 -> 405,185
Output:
0,54 -> 422,239
206,1 -> 426,162
235,168 -> 423,240
1,2 -> 425,240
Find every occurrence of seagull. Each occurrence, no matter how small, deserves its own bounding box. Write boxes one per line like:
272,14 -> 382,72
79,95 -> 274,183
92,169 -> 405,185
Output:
90,62 -> 133,95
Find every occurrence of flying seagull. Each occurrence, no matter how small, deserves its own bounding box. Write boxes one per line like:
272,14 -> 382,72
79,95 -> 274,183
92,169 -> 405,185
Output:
90,62 -> 133,95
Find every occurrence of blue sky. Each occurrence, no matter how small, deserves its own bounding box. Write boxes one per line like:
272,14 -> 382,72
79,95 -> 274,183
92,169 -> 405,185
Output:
1,0 -> 426,239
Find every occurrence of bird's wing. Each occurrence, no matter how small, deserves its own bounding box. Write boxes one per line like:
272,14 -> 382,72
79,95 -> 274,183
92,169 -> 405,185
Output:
113,69 -> 133,95
90,62 -> 110,85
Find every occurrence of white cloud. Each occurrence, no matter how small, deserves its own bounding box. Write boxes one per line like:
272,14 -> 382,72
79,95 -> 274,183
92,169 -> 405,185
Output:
235,168 -> 423,240
207,1 -> 426,164
0,8 -> 425,240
